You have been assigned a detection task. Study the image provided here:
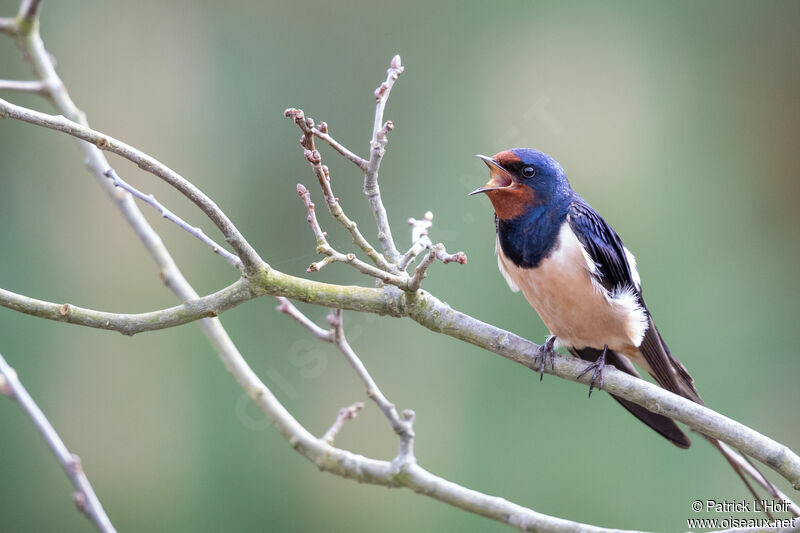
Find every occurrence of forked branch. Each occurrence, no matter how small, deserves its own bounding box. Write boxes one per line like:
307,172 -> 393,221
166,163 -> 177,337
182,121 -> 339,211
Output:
364,55 -> 404,262
0,96 -> 264,275
103,168 -> 243,270
285,108 -> 397,273
276,300 -> 415,459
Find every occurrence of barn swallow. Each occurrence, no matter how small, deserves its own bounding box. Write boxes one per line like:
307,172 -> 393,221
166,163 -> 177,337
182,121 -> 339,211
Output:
471,148 -> 776,506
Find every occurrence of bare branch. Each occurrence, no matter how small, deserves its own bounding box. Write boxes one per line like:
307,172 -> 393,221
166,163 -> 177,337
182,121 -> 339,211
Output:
295,186 -> 465,291
0,279 -> 263,335
289,149 -> 465,291
285,108 -> 396,273
311,121 -> 368,170
0,353 -> 116,533
328,309 -> 416,461
399,211 -> 467,288
0,97 -> 265,275
275,296 -> 332,340
407,243 -> 467,292
0,79 -> 47,94
408,212 -> 433,243
103,168 -> 243,270
363,54 -> 404,262
17,0 -> 42,25
275,300 -> 416,458
0,17 -> 16,35
322,402 -> 365,445
283,111 -> 367,169
2,0 -> 200,304
296,184 -> 408,285
218,340 -> 626,533
399,211 -> 434,270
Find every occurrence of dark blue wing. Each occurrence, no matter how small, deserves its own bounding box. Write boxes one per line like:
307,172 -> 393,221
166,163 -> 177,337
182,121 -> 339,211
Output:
566,200 -> 638,295
567,199 -> 701,403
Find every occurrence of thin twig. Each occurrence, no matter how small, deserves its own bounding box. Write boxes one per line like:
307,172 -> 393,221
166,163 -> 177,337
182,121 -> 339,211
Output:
0,79 -> 47,94
0,353 -> 116,533
275,296 -> 331,340
296,184 -> 408,285
321,402 -> 365,445
399,211 -> 434,270
275,300 -> 416,461
328,309 -> 416,461
0,17 -> 16,35
0,96 -> 265,276
310,121 -> 368,170
17,0 -> 42,24
409,212 -> 433,243
103,168 -> 242,270
285,108 -> 397,273
363,54 -> 404,263
407,244 -> 467,291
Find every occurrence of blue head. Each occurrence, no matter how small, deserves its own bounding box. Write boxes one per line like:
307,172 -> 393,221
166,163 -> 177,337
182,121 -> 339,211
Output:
470,148 -> 571,220
471,148 -> 574,267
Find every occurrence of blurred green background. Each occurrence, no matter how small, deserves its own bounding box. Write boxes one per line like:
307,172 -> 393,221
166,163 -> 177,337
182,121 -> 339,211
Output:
1,1 -> 798,531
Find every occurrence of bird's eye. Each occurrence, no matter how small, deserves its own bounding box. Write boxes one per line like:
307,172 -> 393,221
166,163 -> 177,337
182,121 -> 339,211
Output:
521,166 -> 535,178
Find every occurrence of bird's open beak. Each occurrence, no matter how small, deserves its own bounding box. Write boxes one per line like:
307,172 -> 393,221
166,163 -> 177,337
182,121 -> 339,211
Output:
469,155 -> 515,196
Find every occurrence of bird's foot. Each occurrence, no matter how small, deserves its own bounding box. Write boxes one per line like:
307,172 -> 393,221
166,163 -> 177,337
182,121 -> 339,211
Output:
533,336 -> 557,381
577,344 -> 608,398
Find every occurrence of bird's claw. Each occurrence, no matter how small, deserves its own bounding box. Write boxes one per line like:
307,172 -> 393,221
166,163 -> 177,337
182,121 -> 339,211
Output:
533,336 -> 557,381
577,344 -> 608,398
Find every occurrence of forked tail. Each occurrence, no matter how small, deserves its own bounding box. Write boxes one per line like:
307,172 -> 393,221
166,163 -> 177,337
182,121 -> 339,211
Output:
703,435 -> 800,520
572,341 -> 799,521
